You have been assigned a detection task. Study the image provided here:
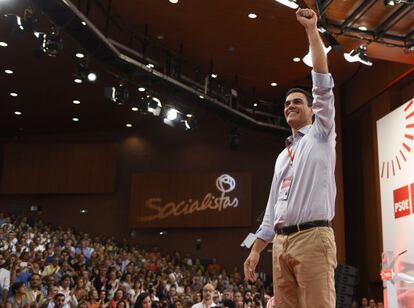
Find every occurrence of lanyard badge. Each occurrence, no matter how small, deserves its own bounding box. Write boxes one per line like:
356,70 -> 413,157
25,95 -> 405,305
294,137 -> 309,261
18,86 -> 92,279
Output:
280,176 -> 293,201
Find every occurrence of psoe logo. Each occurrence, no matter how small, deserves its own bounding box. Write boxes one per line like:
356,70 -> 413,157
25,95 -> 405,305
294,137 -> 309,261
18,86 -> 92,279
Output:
393,185 -> 411,219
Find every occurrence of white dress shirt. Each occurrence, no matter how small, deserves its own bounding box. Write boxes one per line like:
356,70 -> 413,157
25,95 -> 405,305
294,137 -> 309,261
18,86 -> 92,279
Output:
256,71 -> 336,242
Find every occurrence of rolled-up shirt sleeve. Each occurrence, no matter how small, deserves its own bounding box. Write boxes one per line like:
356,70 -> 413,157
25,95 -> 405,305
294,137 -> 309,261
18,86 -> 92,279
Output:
255,163 -> 278,242
311,71 -> 335,138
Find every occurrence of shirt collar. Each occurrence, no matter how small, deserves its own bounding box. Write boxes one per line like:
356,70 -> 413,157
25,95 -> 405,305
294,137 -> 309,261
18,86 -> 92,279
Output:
285,124 -> 312,147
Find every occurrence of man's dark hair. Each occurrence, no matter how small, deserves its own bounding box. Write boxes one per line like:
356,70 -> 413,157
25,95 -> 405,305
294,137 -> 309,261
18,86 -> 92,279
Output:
11,281 -> 25,295
285,88 -> 313,107
30,273 -> 41,281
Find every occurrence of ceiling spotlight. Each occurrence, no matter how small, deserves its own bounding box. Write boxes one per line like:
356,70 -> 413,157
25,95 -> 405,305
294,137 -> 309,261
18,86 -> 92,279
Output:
211,73 -> 218,78
126,123 -> 132,128
76,52 -> 85,59
104,84 -> 129,105
10,92 -> 18,97
274,0 -> 299,9
169,0 -> 179,3
0,41 -> 8,47
87,72 -> 97,82
40,30 -> 63,57
75,62 -> 97,83
74,78 -> 82,84
166,108 -> 178,121
271,82 -> 277,87
131,107 -> 139,111
14,111 -> 22,115
73,100 -> 80,105
293,57 -> 301,62
303,45 -> 332,67
72,117 -> 79,122
138,87 -> 146,92
5,70 -> 14,74
344,45 -> 373,66
358,26 -> 368,31
248,13 -> 257,19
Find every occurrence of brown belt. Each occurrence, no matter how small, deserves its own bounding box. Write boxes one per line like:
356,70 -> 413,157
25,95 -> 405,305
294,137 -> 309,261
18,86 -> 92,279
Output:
274,220 -> 331,236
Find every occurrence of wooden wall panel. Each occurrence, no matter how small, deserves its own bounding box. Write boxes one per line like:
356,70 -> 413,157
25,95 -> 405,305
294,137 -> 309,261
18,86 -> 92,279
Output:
0,143 -> 117,194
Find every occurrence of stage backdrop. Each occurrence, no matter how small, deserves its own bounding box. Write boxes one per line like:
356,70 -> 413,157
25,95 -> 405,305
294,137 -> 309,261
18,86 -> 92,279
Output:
130,172 -> 251,228
377,98 -> 414,305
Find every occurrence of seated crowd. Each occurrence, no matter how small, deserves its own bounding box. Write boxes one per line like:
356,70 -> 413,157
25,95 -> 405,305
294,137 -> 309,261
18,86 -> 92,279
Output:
0,213 -> 271,308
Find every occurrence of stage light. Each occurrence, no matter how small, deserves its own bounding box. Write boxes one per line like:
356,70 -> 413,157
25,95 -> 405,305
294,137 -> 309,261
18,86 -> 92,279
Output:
199,95 -> 205,99
74,78 -> 82,84
126,123 -> 132,128
73,100 -> 80,105
146,63 -> 155,69
137,96 -> 162,116
81,21 -> 87,26
76,52 -> 85,59
14,111 -> 22,115
211,73 -> 218,78
169,0 -> 179,3
41,31 -> 63,57
0,41 -> 8,47
183,114 -> 196,130
344,45 -> 373,66
104,84 -> 129,105
318,26 -> 327,34
138,87 -> 146,92
274,0 -> 299,9
148,97 -> 162,115
384,0 -> 413,6
303,45 -> 332,67
358,26 -> 368,31
248,13 -> 257,19
5,70 -> 13,74
293,57 -> 301,62
10,8 -> 38,33
72,117 -> 79,122
166,108 -> 178,121
10,92 -> 18,97
131,107 -> 139,111
271,82 -> 277,87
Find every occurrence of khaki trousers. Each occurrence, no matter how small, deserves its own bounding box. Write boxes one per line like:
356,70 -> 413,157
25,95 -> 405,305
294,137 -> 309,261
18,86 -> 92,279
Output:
272,227 -> 337,308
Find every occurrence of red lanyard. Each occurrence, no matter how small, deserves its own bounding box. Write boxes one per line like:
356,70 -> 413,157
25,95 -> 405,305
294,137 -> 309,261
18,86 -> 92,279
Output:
287,146 -> 295,165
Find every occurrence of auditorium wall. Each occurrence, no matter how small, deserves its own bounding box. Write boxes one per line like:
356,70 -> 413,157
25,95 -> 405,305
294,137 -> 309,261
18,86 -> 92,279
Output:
0,121 -> 283,271
0,93 -> 346,272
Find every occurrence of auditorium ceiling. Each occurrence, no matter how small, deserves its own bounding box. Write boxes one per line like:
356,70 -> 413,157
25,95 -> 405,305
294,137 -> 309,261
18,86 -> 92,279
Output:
0,0 -> 413,136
